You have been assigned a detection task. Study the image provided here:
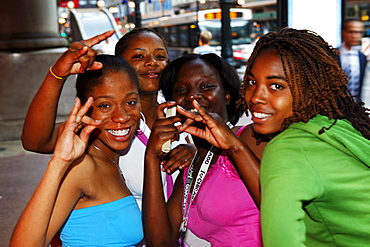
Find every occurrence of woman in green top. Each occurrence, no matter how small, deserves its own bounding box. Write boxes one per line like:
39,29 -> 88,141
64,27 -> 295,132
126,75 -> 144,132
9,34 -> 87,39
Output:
241,27 -> 370,246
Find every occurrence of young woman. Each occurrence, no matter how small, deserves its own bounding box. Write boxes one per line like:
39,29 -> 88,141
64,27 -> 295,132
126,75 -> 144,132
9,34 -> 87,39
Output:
241,27 -> 370,246
142,53 -> 262,247
21,28 -> 195,210
10,54 -> 144,246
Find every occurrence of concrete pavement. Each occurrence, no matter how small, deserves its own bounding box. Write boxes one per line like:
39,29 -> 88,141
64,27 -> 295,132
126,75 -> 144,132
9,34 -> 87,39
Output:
0,140 -> 50,247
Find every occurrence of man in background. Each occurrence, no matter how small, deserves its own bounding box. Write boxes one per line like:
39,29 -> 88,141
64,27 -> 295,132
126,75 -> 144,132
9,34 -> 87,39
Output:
338,17 -> 368,99
193,31 -> 216,55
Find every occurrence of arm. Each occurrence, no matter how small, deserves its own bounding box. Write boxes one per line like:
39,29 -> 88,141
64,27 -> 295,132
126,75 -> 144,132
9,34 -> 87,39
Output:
177,100 -> 261,207
10,98 -> 99,247
21,30 -> 115,153
142,102 -> 184,247
260,140 -> 322,247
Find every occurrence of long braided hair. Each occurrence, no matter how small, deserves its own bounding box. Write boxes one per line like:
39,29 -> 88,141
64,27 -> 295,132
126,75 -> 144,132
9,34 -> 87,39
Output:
240,27 -> 370,139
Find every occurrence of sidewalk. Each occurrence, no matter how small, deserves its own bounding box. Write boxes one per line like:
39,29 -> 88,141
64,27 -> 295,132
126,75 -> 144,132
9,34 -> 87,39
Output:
0,140 -> 32,158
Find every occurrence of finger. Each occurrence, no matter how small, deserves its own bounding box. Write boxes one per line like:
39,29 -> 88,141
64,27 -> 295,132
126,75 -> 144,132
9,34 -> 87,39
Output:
176,105 -> 203,122
82,30 -> 115,48
176,118 -> 195,133
79,124 -> 99,144
81,115 -> 101,126
156,101 -> 177,119
78,48 -> 98,73
75,97 -> 93,123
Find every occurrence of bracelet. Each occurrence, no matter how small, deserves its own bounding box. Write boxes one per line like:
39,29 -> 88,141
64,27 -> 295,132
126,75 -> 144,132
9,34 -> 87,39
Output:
49,66 -> 67,80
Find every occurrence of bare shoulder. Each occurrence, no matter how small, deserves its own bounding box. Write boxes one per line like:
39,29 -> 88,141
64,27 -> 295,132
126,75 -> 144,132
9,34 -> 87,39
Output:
60,153 -> 97,192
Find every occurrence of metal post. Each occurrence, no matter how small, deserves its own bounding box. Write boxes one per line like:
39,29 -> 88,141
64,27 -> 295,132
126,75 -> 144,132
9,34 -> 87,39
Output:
135,0 -> 142,28
219,0 -> 235,66
277,0 -> 288,30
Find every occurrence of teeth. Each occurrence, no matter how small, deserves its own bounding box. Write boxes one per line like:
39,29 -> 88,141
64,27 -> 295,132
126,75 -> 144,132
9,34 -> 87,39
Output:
253,112 -> 271,118
108,129 -> 129,136
190,109 -> 198,113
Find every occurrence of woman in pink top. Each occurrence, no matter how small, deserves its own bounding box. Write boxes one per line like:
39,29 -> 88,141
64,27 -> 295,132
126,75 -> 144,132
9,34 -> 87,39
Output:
142,53 -> 262,246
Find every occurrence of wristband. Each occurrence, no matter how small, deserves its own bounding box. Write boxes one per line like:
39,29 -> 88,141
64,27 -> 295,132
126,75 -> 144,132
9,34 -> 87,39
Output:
49,66 -> 67,80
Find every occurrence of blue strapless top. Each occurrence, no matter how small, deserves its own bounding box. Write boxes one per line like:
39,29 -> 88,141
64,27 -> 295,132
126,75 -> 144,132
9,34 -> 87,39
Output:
60,195 -> 143,246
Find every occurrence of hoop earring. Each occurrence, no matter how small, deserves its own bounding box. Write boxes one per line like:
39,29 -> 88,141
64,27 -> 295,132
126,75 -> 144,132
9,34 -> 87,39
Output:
139,112 -> 147,133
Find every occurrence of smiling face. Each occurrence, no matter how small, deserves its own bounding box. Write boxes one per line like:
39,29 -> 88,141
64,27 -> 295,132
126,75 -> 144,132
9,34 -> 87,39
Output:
120,32 -> 168,94
171,59 -> 230,121
244,49 -> 293,135
89,71 -> 141,151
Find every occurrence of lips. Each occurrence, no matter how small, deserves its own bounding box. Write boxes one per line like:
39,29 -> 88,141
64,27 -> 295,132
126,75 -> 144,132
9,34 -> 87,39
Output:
140,71 -> 160,79
107,129 -> 130,137
252,111 -> 272,119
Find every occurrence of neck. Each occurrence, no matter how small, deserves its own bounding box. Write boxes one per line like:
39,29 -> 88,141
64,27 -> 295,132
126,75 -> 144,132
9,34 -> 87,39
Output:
89,139 -> 119,165
139,92 -> 158,130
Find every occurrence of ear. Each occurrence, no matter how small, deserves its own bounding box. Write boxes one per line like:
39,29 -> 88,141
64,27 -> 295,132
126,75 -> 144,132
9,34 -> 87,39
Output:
225,92 -> 231,105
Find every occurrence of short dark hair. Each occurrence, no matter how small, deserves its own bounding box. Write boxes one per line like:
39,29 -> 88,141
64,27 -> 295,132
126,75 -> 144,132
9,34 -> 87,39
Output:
76,55 -> 139,103
160,53 -> 243,125
342,17 -> 363,30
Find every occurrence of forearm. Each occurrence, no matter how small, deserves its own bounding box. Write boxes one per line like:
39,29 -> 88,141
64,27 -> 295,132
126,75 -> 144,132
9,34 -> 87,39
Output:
142,155 -> 178,246
228,138 -> 261,208
9,158 -> 69,247
22,72 -> 66,153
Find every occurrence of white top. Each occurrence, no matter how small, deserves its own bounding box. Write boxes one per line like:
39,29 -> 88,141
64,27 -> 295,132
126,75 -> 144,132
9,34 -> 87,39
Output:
119,93 -> 187,210
193,45 -> 216,55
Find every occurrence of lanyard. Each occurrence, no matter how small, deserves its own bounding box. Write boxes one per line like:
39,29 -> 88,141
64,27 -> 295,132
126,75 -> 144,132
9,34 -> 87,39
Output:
179,121 -> 233,235
136,128 -> 174,197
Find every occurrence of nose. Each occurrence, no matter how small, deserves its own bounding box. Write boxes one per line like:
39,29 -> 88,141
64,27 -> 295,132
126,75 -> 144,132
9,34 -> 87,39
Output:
247,85 -> 267,105
145,56 -> 158,67
111,107 -> 130,124
185,89 -> 202,102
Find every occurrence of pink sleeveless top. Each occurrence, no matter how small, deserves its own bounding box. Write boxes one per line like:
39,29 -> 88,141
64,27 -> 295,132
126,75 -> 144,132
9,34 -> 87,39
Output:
183,126 -> 262,246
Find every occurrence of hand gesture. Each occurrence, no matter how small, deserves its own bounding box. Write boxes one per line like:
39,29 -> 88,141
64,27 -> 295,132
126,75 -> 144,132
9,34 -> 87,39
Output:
51,30 -> 115,78
146,102 -> 184,158
177,100 -> 241,150
52,97 -> 100,165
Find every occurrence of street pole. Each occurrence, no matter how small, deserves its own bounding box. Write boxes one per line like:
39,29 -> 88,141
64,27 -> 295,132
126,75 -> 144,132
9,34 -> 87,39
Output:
219,0 -> 235,67
135,0 -> 142,28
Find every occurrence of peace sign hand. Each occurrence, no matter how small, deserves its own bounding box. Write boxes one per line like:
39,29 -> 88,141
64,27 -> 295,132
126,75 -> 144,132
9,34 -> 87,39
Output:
51,30 -> 115,78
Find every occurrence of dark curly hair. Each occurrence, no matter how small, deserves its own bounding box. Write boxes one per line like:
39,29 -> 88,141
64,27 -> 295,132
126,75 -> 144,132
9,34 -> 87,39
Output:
240,27 -> 370,139
76,55 -> 139,103
115,27 -> 169,60
160,53 -> 243,125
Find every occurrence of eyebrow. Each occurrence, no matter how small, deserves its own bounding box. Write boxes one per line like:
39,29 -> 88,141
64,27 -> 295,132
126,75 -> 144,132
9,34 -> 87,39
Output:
132,47 -> 166,51
248,72 -> 287,81
94,92 -> 139,101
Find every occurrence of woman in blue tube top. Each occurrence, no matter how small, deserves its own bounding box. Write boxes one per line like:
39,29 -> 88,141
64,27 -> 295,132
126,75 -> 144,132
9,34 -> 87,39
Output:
10,54 -> 143,246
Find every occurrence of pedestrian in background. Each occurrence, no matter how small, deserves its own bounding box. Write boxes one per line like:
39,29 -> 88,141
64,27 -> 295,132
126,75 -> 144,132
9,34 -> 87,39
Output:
193,31 -> 217,55
337,17 -> 368,99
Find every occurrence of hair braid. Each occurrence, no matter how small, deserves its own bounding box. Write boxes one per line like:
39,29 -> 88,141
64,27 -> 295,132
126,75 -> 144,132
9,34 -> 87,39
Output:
240,27 -> 370,139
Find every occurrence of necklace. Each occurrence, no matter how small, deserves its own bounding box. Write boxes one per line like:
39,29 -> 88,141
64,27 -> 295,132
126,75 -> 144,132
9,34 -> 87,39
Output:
91,144 -> 123,175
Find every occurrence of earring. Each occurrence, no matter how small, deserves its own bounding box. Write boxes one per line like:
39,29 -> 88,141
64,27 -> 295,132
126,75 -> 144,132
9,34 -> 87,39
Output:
139,112 -> 147,133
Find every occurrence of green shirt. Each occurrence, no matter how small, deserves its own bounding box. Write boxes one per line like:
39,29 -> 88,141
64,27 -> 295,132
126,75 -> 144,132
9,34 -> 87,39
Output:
260,114 -> 370,247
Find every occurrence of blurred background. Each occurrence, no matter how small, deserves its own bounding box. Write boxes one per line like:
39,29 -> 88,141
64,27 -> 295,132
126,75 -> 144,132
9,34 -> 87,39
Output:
0,1 -> 369,246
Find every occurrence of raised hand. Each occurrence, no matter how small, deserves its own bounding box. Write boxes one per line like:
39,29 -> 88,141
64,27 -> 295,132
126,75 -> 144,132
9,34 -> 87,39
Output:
177,100 -> 241,151
51,30 -> 115,78
52,97 -> 100,165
